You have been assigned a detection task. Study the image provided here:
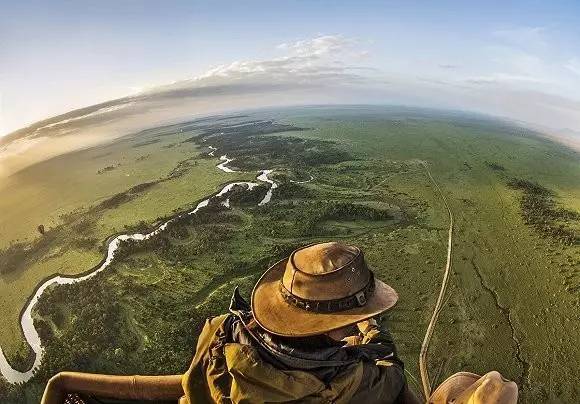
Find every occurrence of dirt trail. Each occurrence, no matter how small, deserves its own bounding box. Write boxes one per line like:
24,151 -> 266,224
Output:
418,161 -> 454,400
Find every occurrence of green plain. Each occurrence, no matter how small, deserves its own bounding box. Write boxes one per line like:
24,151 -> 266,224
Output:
0,106 -> 578,403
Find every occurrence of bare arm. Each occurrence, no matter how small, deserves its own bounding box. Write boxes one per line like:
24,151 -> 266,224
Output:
41,372 -> 184,404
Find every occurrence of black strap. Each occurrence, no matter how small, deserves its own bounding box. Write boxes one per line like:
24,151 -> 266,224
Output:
279,272 -> 375,313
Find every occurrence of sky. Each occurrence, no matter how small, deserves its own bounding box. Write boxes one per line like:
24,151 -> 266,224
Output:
2,0 -> 580,137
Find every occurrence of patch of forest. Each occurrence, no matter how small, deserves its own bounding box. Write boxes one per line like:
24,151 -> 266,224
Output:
0,155 -> 207,278
507,178 -> 579,246
183,119 -> 351,170
97,182 -> 159,210
4,188 -> 403,402
485,161 -> 506,171
226,183 -> 269,206
0,115 -> 408,402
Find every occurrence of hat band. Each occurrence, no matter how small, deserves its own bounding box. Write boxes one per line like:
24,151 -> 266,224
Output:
279,272 -> 375,313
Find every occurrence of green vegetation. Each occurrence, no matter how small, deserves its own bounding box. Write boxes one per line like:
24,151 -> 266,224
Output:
507,179 -> 579,246
1,107 -> 578,403
0,125 -> 253,363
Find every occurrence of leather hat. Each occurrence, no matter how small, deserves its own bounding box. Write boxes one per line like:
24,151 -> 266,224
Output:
429,371 -> 518,404
251,242 -> 399,336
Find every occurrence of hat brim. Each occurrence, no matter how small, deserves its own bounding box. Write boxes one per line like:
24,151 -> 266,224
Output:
251,257 -> 399,337
429,371 -> 518,403
429,372 -> 481,402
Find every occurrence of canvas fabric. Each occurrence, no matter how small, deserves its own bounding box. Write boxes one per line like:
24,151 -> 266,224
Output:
182,308 -> 406,404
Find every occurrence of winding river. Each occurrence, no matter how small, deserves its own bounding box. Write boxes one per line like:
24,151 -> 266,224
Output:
0,149 -> 276,384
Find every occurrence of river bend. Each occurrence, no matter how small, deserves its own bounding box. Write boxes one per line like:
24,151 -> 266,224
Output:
0,150 -> 276,383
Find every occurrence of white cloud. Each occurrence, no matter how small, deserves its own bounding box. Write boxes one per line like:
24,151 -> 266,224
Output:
565,58 -> 580,76
491,47 -> 544,77
127,33 -> 580,138
463,73 -> 548,85
34,102 -> 135,132
146,35 -> 371,94
8,32 -> 580,150
276,35 -> 355,56
493,26 -> 547,48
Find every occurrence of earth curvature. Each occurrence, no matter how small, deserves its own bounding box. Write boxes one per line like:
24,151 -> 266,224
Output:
0,105 -> 578,402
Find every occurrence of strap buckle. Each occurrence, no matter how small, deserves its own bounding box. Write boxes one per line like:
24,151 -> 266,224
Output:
355,291 -> 367,306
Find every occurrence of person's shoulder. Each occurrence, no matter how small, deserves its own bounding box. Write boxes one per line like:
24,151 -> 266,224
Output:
191,314 -> 235,364
200,313 -> 233,337
206,313 -> 232,327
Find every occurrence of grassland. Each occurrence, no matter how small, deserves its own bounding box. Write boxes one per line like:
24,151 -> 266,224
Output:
274,107 -> 580,400
1,106 -> 578,403
0,124 -> 254,363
